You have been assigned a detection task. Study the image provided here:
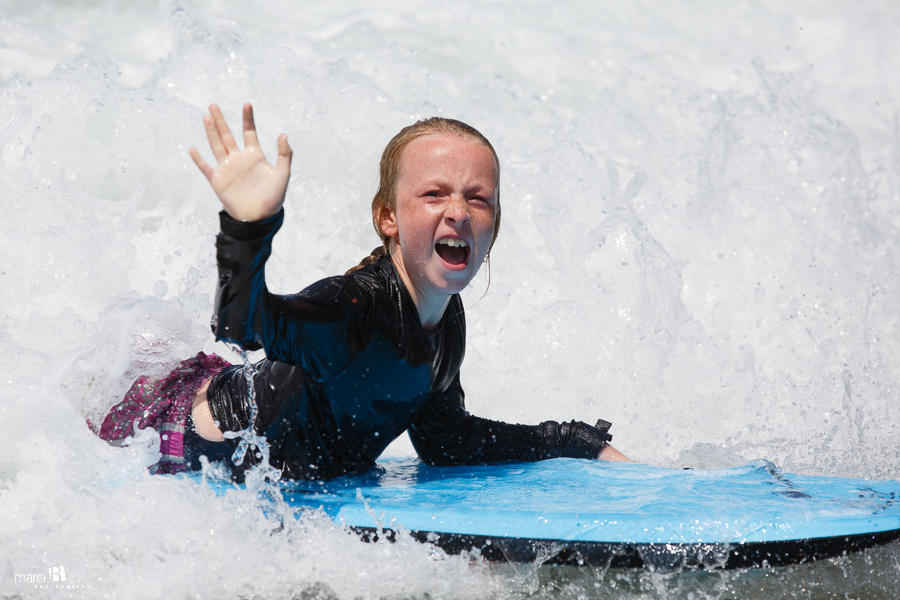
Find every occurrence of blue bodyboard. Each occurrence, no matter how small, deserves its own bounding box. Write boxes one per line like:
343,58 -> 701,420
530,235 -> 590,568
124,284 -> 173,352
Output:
210,458 -> 900,569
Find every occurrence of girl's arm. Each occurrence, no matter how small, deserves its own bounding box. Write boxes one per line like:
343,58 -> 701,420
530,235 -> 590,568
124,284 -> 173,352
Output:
598,444 -> 634,462
190,103 -> 292,222
408,374 -> 633,464
211,209 -> 363,371
192,104 -> 359,370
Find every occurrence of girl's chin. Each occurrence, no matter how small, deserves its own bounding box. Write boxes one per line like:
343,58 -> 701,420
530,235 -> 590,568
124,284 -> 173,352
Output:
435,265 -> 480,292
399,254 -> 482,296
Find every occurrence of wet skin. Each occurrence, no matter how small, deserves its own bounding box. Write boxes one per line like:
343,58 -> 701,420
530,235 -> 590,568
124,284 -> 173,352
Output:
379,133 -> 498,330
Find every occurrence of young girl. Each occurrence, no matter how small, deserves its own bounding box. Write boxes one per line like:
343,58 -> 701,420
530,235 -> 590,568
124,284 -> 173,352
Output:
98,103 -> 631,480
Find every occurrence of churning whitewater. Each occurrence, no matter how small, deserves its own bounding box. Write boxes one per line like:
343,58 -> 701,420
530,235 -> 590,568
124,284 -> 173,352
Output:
1,1 -> 899,598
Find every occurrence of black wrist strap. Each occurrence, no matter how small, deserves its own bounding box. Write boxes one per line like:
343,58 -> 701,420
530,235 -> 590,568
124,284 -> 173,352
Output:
594,418 -> 613,442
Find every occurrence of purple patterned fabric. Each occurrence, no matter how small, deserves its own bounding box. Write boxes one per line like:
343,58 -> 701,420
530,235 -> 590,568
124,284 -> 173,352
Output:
99,352 -> 231,474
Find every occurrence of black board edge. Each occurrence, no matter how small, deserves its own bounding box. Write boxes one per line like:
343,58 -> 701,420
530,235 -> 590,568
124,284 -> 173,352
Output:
349,526 -> 900,570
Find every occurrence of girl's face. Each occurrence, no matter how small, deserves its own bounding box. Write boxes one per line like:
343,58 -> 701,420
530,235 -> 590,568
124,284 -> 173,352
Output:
380,133 -> 498,307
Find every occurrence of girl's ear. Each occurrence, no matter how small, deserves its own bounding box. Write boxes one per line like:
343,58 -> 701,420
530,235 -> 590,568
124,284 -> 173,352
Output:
378,205 -> 399,239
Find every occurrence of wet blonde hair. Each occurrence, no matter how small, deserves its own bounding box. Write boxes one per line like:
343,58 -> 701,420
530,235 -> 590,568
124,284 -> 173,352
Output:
371,117 -> 501,252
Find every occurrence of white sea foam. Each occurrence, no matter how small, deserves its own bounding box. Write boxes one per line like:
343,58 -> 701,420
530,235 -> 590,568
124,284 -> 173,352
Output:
1,0 -> 899,598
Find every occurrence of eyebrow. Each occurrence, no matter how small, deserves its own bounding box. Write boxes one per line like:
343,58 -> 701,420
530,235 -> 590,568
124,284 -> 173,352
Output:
416,179 -> 496,193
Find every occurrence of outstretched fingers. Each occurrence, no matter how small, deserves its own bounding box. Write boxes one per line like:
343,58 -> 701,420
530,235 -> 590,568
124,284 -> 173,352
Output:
242,103 -> 262,151
276,133 -> 293,174
190,102 -> 292,219
210,103 -> 240,156
189,147 -> 214,181
201,111 -> 227,162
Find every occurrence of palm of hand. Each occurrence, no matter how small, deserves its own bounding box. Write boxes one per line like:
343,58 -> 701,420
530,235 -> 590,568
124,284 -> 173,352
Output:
190,103 -> 293,222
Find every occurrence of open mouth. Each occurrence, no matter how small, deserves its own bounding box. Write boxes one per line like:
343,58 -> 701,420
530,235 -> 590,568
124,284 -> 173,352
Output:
435,238 -> 469,266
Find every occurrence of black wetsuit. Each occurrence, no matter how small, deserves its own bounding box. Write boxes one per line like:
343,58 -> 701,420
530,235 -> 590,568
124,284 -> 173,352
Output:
204,209 -> 611,480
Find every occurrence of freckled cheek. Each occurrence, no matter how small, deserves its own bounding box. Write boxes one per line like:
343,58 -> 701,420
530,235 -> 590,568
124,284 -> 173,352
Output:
475,214 -> 496,247
397,215 -> 436,261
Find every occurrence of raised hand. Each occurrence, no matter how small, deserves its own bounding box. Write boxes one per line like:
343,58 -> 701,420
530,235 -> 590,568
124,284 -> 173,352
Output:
190,103 -> 293,222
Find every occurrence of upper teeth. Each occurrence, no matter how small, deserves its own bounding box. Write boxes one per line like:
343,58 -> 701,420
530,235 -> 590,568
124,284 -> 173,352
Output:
439,238 -> 467,248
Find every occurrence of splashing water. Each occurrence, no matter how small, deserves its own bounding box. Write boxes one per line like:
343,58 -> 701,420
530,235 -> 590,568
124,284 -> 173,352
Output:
1,0 -> 899,598
223,349 -> 263,468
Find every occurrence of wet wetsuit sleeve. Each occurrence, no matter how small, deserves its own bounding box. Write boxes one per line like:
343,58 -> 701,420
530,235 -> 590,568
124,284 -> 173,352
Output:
408,374 -> 612,466
212,209 -> 282,350
212,209 -> 364,376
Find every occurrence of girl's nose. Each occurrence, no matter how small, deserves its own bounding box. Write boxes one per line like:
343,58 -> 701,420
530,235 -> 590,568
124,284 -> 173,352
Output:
445,194 -> 470,223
